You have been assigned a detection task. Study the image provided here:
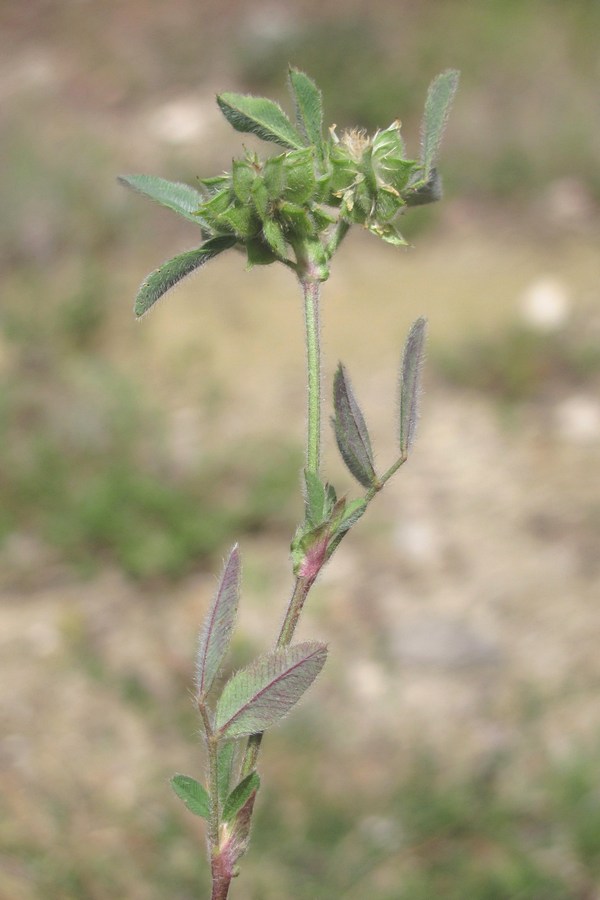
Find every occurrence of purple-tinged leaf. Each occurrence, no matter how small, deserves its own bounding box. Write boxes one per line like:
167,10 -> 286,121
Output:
134,236 -> 236,318
196,545 -> 241,698
399,317 -> 427,456
223,772 -> 260,823
332,363 -> 378,489
215,642 -> 327,739
170,774 -> 210,819
218,786 -> 258,872
216,92 -> 304,150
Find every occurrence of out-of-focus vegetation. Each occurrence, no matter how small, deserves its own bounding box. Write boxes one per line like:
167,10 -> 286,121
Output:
2,2 -> 600,898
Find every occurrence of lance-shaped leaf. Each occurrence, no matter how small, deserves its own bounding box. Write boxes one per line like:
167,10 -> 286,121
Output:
217,741 -> 236,807
217,92 -> 304,150
332,363 -> 378,489
287,67 -> 324,156
118,174 -> 204,224
215,642 -> 327,740
223,772 -> 260,823
134,235 -> 236,317
420,69 -> 459,179
399,317 -> 427,456
170,774 -> 210,820
196,545 -> 241,698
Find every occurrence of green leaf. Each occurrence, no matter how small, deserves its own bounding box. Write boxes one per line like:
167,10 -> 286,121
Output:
217,741 -> 236,806
246,238 -> 278,268
420,69 -> 459,179
134,236 -> 236,317
223,772 -> 260,823
263,219 -> 287,258
332,363 -> 378,489
196,545 -> 241,698
282,148 -> 316,204
251,179 -> 269,222
170,774 -> 210,819
219,203 -> 256,239
215,642 -> 327,739
304,469 -> 327,526
399,317 -> 427,456
217,92 -> 304,150
263,155 -> 286,199
232,160 -> 256,203
327,498 -> 367,558
118,174 -> 204,224
287,68 -> 324,156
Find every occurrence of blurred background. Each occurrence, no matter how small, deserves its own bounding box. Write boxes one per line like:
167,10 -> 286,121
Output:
2,1 -> 600,897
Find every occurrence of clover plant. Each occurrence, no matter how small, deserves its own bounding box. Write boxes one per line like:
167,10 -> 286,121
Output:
121,66 -> 458,899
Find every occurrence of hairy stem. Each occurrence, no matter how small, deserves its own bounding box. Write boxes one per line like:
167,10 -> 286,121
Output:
239,276 -> 323,782
303,278 -> 321,476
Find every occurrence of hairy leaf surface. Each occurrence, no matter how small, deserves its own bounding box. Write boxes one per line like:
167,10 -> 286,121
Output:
215,642 -> 327,739
134,236 -> 236,317
196,545 -> 241,697
217,92 -> 304,150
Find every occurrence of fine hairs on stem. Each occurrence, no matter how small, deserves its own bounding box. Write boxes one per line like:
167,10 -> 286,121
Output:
121,66 -> 458,899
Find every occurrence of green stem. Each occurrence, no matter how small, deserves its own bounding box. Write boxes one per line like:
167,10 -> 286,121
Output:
364,454 -> 407,503
303,278 -> 321,476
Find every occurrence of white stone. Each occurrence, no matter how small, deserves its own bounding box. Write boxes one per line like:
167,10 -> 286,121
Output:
519,276 -> 570,331
555,394 -> 600,443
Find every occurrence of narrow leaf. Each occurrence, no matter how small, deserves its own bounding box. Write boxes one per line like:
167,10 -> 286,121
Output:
118,174 -> 204,224
217,741 -> 236,806
223,772 -> 260,823
327,498 -> 367,558
420,69 -> 459,178
287,68 -> 324,154
196,545 -> 241,697
304,469 -> 327,525
399,317 -> 427,456
333,364 -> 378,489
217,92 -> 304,150
170,774 -> 210,820
134,236 -> 236,317
215,642 -> 327,739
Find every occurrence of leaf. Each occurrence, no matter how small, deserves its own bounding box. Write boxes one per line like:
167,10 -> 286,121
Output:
217,92 -> 304,150
262,219 -> 287,258
215,642 -> 327,739
118,174 -> 204,224
287,68 -> 324,155
332,363 -> 378,489
196,545 -> 241,697
134,236 -> 236,318
420,69 -> 459,179
304,470 -> 326,526
399,317 -> 427,456
223,772 -> 261,823
217,741 -> 236,806
326,498 -> 367,558
171,774 -> 210,820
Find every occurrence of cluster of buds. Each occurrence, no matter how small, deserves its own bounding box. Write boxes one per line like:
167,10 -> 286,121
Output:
120,67 -> 458,315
